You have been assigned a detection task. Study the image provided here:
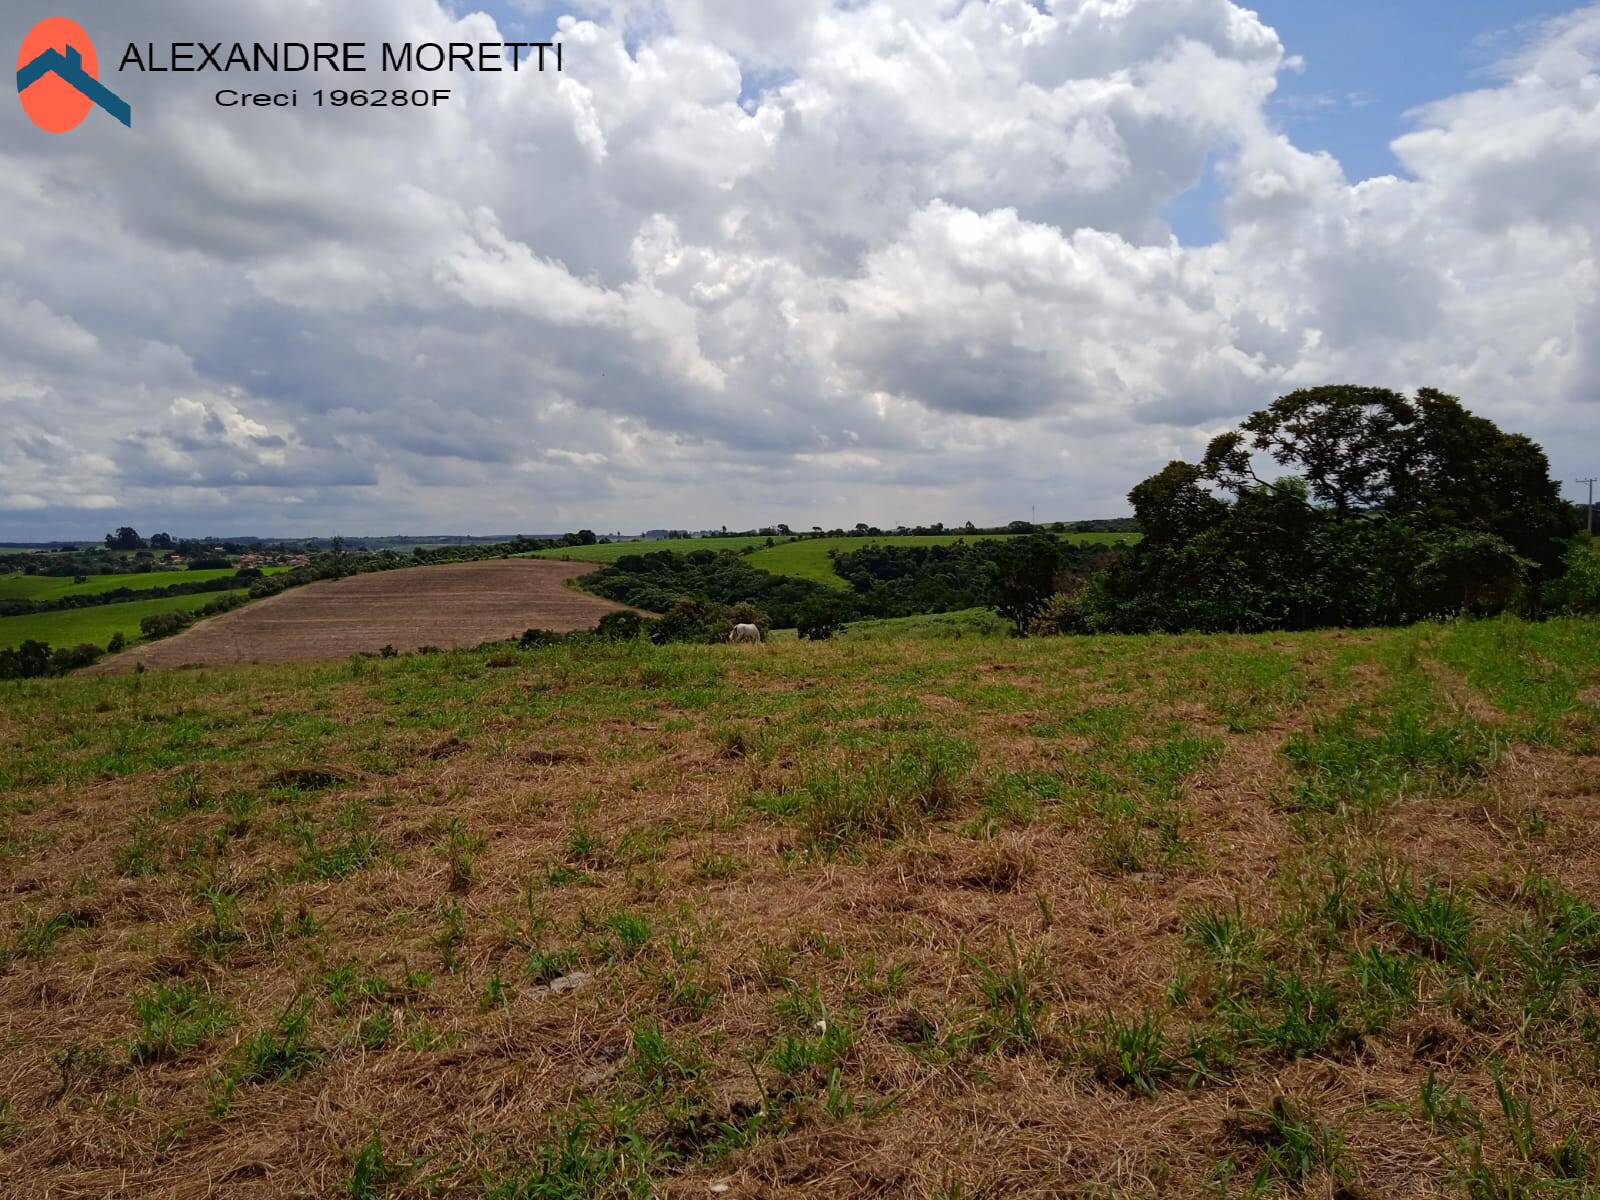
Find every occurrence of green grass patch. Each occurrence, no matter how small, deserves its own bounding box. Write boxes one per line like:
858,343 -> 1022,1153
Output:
834,607 -> 1010,641
965,936 -> 1051,1052
1282,707 -> 1502,815
0,590 -> 250,649
130,981 -> 233,1063
747,532 -> 1139,588
212,999 -> 324,1113
0,567 -> 285,603
4,906 -> 95,965
752,735 -> 974,850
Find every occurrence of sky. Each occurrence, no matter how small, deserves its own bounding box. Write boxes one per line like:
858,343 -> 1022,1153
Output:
3,0 -> 1599,539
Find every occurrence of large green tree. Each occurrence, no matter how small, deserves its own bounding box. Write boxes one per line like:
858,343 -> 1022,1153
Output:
1077,387 -> 1578,634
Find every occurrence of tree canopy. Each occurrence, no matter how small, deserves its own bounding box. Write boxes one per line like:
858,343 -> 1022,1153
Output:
1071,387 -> 1579,634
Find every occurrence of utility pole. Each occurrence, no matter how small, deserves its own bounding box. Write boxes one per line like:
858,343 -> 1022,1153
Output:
1580,477 -> 1597,535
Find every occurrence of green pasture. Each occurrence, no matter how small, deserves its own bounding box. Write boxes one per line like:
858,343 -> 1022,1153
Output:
0,567 -> 284,602
0,590 -> 250,650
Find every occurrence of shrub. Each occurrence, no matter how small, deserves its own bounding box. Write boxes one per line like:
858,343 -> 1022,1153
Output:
49,643 -> 102,674
107,631 -> 127,653
595,611 -> 645,642
646,599 -> 736,645
796,598 -> 849,640
197,593 -> 246,618
1543,536 -> 1600,614
983,535 -> 1073,633
1412,530 -> 1530,616
0,640 -> 52,680
140,611 -> 193,640
1027,591 -> 1088,636
832,537 -> 1112,624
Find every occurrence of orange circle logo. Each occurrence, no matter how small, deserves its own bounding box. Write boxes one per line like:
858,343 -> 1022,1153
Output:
17,17 -> 107,133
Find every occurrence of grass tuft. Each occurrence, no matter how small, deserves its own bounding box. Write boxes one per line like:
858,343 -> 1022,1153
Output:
772,736 -> 974,851
965,936 -> 1050,1053
130,981 -> 232,1064
346,1130 -> 408,1199
1091,1009 -> 1177,1096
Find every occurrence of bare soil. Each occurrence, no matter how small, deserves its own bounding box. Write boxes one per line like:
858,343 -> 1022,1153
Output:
87,560 -> 632,672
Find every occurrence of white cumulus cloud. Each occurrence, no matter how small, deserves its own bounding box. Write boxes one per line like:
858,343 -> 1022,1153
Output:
1,0 -> 1596,537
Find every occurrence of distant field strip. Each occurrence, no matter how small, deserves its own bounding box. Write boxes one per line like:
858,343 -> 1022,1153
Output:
748,532 -> 1140,587
0,567 -> 287,602
0,590 -> 250,649
530,535 -> 793,565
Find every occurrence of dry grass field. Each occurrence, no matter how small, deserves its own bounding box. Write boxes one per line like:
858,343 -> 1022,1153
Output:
2,616 -> 1599,1197
86,560 -> 634,673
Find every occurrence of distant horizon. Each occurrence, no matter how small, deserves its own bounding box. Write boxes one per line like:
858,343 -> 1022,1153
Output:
0,515 -> 1141,547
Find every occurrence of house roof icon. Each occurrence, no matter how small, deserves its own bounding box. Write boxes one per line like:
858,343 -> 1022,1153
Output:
17,42 -> 131,128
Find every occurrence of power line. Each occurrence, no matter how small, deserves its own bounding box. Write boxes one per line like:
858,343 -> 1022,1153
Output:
1579,477 -> 1597,536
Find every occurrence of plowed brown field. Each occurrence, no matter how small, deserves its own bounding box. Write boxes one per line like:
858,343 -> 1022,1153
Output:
88,559 -> 632,672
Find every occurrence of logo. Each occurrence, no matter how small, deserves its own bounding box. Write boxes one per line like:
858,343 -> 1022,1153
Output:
17,17 -> 130,131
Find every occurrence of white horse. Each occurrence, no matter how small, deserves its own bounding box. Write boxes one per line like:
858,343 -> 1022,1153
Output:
729,623 -> 762,644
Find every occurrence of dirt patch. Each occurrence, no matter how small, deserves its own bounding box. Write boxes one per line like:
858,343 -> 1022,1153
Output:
86,560 -> 636,673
